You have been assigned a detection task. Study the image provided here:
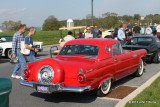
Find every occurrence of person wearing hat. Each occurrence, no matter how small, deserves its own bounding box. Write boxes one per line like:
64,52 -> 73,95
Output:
133,23 -> 141,36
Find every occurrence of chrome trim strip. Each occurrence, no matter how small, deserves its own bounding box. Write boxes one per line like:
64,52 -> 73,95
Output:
147,53 -> 154,56
20,80 -> 92,92
0,90 -> 11,95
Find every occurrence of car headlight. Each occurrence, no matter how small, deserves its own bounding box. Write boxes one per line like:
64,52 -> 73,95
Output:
38,65 -> 54,83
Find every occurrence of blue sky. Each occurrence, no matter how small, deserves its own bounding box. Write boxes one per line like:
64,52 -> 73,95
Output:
0,0 -> 160,27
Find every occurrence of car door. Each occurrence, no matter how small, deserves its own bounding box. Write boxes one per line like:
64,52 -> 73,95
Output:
112,43 -> 133,80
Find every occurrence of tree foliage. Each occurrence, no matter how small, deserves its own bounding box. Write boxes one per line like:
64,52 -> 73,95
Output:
42,15 -> 61,31
2,20 -> 21,31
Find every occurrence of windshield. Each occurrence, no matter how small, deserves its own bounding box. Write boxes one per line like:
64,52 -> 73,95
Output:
0,36 -> 12,42
59,44 -> 99,57
126,37 -> 153,46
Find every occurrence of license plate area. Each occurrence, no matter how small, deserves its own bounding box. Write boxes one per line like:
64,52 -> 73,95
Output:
36,85 -> 49,93
34,84 -> 59,93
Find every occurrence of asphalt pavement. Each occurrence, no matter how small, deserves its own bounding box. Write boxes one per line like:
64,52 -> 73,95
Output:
0,46 -> 160,107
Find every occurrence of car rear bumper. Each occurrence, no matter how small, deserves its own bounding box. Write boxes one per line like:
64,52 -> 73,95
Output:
20,80 -> 92,93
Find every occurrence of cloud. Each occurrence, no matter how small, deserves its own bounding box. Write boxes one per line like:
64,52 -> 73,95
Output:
0,8 -> 27,15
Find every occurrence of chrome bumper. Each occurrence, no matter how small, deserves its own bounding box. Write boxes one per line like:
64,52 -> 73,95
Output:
20,80 -> 92,93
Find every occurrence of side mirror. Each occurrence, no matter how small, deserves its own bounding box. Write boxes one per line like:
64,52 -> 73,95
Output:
0,78 -> 12,107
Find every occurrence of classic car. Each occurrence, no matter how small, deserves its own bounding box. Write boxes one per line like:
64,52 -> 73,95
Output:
0,46 -> 3,57
0,35 -> 43,58
0,78 -> 12,107
123,35 -> 160,63
20,39 -> 146,96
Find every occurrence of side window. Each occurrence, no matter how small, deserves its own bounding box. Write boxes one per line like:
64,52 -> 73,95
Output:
112,43 -> 123,56
131,38 -> 138,45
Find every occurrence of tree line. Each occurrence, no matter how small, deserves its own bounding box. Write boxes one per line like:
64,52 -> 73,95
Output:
2,12 -> 160,31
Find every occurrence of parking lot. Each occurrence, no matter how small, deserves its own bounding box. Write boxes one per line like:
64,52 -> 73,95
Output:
0,46 -> 160,107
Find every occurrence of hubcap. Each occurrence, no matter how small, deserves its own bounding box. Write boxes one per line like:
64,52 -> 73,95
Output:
138,60 -> 143,75
8,49 -> 12,58
158,51 -> 160,62
101,79 -> 111,94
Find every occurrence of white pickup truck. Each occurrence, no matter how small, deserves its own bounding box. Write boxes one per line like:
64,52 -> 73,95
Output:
0,35 -> 43,58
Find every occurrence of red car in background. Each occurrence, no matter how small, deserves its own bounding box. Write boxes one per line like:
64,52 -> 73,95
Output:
20,39 -> 147,97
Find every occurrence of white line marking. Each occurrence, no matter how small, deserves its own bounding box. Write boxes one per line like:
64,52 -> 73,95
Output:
98,97 -> 121,101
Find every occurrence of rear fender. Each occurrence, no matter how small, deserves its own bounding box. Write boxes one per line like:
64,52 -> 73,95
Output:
97,76 -> 114,89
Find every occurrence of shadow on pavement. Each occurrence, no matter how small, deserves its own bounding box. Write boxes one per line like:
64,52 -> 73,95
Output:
0,57 -> 9,63
30,91 -> 97,103
111,74 -> 138,89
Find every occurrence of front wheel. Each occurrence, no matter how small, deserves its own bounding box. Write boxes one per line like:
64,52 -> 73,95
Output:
153,50 -> 160,63
97,79 -> 111,97
135,59 -> 144,77
5,49 -> 12,58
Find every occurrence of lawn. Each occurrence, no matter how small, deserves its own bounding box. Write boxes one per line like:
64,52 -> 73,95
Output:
125,77 -> 160,107
0,30 -> 80,45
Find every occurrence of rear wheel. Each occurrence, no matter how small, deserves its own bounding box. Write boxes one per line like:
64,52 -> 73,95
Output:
97,79 -> 111,97
153,50 -> 160,63
135,59 -> 144,77
5,49 -> 12,58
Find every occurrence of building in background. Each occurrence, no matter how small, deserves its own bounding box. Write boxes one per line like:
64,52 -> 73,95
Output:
67,19 -> 74,30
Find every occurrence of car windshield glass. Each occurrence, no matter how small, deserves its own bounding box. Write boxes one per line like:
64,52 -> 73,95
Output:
0,36 -> 12,42
138,37 -> 152,42
59,44 -> 99,57
137,37 -> 153,46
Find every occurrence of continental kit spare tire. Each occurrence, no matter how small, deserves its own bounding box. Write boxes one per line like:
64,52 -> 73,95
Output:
34,58 -> 64,84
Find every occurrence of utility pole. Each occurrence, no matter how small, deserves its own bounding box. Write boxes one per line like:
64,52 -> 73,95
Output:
91,0 -> 94,26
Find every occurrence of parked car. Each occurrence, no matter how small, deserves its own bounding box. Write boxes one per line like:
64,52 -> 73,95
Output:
0,46 -> 3,57
20,39 -> 146,97
0,78 -> 12,107
123,35 -> 160,63
102,30 -> 114,38
0,35 -> 43,58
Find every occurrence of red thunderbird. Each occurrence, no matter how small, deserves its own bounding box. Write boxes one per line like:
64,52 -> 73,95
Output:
20,39 -> 147,96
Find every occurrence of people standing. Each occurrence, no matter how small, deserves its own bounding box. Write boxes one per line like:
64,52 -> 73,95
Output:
11,24 -> 27,80
156,24 -> 160,37
113,28 -> 118,39
25,27 -> 38,63
146,26 -> 152,35
63,31 -> 75,42
97,27 -> 103,38
127,23 -> 133,30
117,24 -> 126,44
84,26 -> 94,39
133,23 -> 141,36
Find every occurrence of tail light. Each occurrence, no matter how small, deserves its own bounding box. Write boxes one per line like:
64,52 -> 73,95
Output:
78,68 -> 86,84
24,66 -> 30,78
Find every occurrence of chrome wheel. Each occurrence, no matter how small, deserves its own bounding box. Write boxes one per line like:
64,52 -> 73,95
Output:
138,59 -> 143,75
38,65 -> 54,83
135,59 -> 144,77
97,79 -> 111,97
8,49 -> 12,59
158,51 -> 160,62
101,79 -> 111,94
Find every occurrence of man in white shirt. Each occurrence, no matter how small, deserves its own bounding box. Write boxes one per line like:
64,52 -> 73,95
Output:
146,26 -> 152,35
63,31 -> 75,42
84,26 -> 93,38
156,24 -> 160,39
118,24 -> 126,44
